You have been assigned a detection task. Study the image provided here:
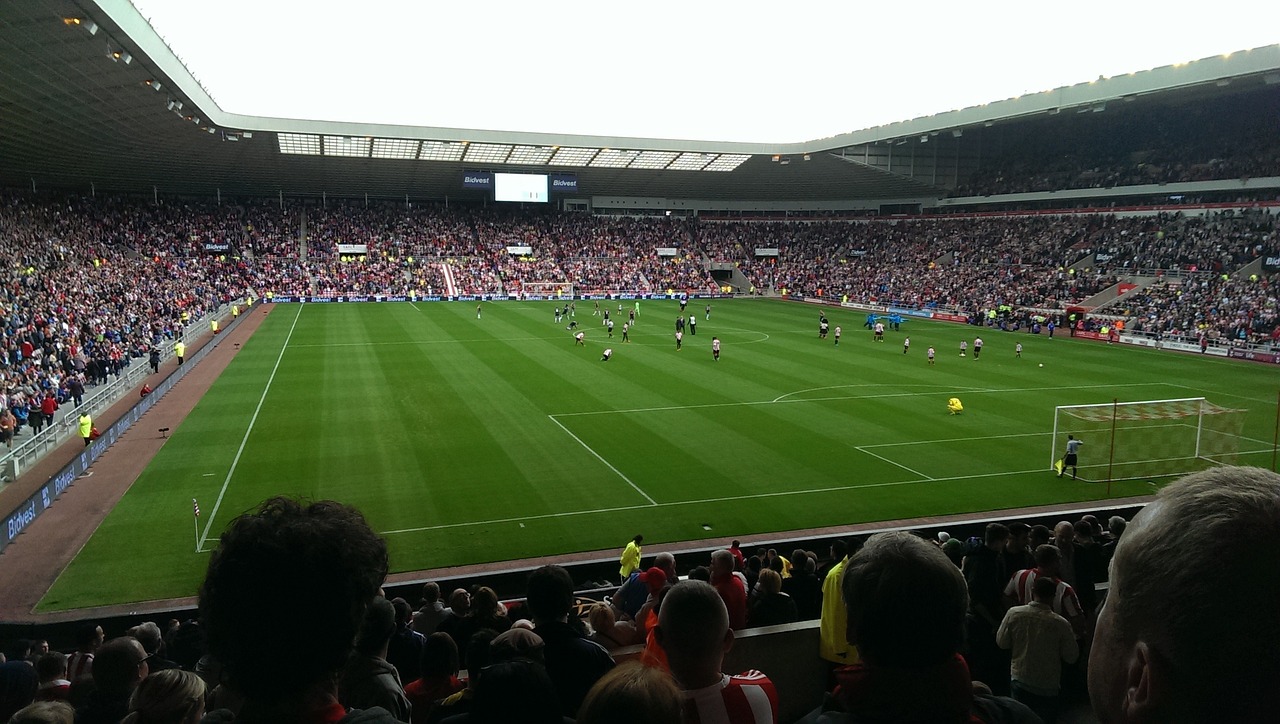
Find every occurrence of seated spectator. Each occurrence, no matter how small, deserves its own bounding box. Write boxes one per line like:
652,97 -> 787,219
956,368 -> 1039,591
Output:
526,565 -> 615,718
748,569 -> 798,628
655,580 -> 778,724
586,603 -> 640,651
122,668 -> 206,724
7,700 -> 74,724
128,622 -> 177,672
436,590 -> 475,663
1089,466 -> 1280,724
412,583 -> 448,636
576,662 -> 683,724
403,633 -> 464,724
798,532 -> 1037,723
339,597 -> 411,722
198,497 -> 398,723
426,631 -> 495,724
387,598 -> 426,686
467,587 -> 511,636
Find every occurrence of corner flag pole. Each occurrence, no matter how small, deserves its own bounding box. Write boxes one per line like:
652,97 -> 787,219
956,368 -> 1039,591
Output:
193,498 -> 200,553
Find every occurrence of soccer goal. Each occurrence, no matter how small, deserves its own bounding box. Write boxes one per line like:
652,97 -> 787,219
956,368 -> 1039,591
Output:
1050,397 -> 1248,483
522,281 -> 575,300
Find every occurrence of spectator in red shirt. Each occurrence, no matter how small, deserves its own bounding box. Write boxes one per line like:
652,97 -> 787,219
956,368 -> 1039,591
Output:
709,549 -> 748,631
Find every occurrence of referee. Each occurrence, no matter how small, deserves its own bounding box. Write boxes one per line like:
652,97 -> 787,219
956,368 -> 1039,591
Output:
1059,435 -> 1083,479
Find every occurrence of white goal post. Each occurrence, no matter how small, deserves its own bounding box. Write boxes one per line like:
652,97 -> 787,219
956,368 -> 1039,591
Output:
1050,397 -> 1247,483
521,281 -> 575,300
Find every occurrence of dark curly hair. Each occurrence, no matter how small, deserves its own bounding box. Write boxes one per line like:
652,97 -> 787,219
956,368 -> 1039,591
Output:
198,497 -> 388,704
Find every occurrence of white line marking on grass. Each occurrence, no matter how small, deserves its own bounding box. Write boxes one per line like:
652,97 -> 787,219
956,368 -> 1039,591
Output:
197,303 -> 305,551
380,465 -> 1057,536
855,446 -> 935,479
1166,383 -> 1275,405
547,415 -> 657,506
773,383 -> 987,403
859,431 -> 1053,448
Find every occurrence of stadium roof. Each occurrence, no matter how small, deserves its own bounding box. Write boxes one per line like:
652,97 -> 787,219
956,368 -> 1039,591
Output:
2,0 -> 1279,203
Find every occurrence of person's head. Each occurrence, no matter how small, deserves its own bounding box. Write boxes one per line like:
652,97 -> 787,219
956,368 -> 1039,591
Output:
655,580 -> 731,688
470,657 -> 561,724
131,622 -> 163,656
842,531 -> 967,667
124,668 -> 206,724
35,652 -> 66,683
1029,524 -> 1052,549
419,632 -> 459,679
198,497 -> 388,706
472,587 -> 505,619
1108,515 -> 1128,539
74,624 -> 104,653
1054,520 -> 1074,544
1031,575 -> 1057,605
447,587 -> 471,616
1033,542 -> 1062,573
1089,467 -> 1280,724
687,565 -> 711,582
353,597 -> 396,657
576,662 -> 683,724
587,603 -> 616,635
92,637 -> 149,694
730,539 -> 740,549
391,597 -> 412,630
830,539 -> 849,561
709,549 -> 735,580
526,565 -> 574,624
1006,522 -> 1030,550
653,552 -> 677,580
419,582 -> 441,606
489,628 -> 545,666
7,701 -> 74,724
632,534 -> 643,545
0,662 -> 38,721
984,522 -> 1010,549
757,568 -> 783,596
4,640 -> 31,664
462,630 -> 497,690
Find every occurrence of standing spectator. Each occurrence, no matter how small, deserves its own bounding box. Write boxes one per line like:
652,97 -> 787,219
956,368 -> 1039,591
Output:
797,532 -> 1037,723
0,408 -> 14,449
338,597 -> 411,722
198,497 -> 398,723
997,576 -> 1079,722
527,565 -> 614,718
34,652 -> 70,702
818,540 -> 856,674
149,346 -> 160,374
173,341 -> 185,366
74,637 -> 149,724
65,624 -> 103,683
781,555 -> 823,621
1089,467 -> 1280,724
709,550 -> 748,631
1004,545 -> 1087,639
963,523 -> 1011,694
618,535 -> 643,583
656,580 -> 778,724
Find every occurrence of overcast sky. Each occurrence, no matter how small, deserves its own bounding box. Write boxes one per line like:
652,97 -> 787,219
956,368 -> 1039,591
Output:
130,0 -> 1280,143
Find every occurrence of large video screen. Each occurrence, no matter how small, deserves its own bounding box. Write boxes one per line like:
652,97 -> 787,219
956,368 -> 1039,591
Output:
494,173 -> 549,203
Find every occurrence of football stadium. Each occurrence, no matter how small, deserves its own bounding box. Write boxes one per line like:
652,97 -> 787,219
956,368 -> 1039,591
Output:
1,1 -> 1279,721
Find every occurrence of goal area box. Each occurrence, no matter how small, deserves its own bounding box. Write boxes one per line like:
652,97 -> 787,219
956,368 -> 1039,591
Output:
1051,397 -> 1247,483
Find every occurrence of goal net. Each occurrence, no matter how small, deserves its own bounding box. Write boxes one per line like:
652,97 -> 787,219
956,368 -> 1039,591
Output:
521,281 -> 575,300
1050,397 -> 1247,482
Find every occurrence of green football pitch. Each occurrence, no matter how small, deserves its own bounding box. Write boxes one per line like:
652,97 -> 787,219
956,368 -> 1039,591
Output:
37,298 -> 1278,611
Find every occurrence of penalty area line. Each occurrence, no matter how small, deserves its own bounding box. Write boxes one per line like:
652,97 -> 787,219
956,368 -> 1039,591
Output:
547,415 -> 657,506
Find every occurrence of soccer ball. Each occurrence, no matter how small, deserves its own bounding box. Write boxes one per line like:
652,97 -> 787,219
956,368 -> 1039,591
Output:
1039,363 -> 1044,367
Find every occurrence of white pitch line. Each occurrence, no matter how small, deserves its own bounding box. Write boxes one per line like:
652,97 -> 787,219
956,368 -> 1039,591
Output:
859,430 -> 1053,448
856,446 -> 935,479
553,381 -> 1169,418
547,415 -> 657,506
380,465 -> 1059,536
197,303 -> 305,550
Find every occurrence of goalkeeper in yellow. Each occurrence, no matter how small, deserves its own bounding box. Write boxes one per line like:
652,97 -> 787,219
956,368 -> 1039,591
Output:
947,397 -> 964,415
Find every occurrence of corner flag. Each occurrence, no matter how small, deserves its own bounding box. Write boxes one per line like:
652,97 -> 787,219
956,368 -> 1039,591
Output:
1054,459 -> 1064,475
